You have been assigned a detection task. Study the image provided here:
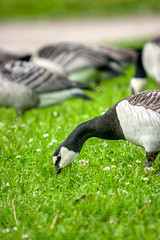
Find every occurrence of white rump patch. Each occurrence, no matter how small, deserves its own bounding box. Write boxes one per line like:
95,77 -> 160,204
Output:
116,100 -> 160,152
59,147 -> 79,168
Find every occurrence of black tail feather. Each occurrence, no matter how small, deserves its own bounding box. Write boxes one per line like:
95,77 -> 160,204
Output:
72,93 -> 93,101
19,54 -> 32,61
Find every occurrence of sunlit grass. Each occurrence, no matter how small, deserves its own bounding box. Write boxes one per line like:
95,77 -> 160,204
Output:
0,0 -> 160,20
0,63 -> 160,239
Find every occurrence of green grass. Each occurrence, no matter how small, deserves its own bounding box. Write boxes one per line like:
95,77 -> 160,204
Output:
0,0 -> 160,21
0,61 -> 160,239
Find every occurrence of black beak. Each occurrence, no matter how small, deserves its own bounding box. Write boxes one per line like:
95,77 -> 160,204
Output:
55,165 -> 62,174
131,87 -> 135,95
56,168 -> 61,174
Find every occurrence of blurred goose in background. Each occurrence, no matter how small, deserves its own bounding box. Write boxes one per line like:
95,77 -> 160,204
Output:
130,50 -> 147,94
0,60 -> 92,115
53,90 -> 160,174
0,49 -> 31,62
130,36 -> 160,94
31,41 -> 137,83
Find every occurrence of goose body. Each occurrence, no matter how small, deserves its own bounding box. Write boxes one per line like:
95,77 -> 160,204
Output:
0,60 -> 92,114
31,42 -> 136,83
130,37 -> 160,93
53,90 -> 160,174
143,37 -> 160,86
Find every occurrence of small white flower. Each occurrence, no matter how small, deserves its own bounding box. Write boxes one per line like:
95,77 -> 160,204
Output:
79,159 -> 86,162
6,182 -> 10,187
16,155 -> 21,158
144,167 -> 154,172
111,165 -> 116,168
52,139 -> 57,143
142,177 -> 148,181
13,227 -> 18,231
53,111 -> 58,117
22,234 -> 29,239
136,160 -> 141,163
58,126 -> 61,129
11,125 -> 17,128
109,219 -> 114,224
112,159 -> 115,162
48,142 -> 53,147
127,164 -> 132,168
126,182 -> 130,185
103,167 -> 110,171
122,190 -> 128,194
29,138 -> 33,143
0,122 -> 4,128
21,124 -> 26,128
43,133 -> 49,138
36,149 -> 41,152
3,228 -> 10,233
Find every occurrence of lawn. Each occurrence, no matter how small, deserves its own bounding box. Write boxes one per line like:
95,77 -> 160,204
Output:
0,0 -> 160,20
0,48 -> 160,239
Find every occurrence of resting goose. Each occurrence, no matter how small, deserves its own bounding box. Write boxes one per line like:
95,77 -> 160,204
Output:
53,90 -> 160,174
0,60 -> 92,115
31,41 -> 136,83
130,37 -> 160,94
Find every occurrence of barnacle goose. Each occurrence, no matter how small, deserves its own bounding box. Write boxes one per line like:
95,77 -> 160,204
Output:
53,90 -> 160,174
0,60 -> 92,115
31,41 -> 136,83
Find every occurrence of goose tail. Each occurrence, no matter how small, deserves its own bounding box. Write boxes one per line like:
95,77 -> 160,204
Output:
19,54 -> 32,61
72,92 -> 93,101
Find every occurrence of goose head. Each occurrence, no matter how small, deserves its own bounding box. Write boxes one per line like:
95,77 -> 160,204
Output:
53,143 -> 79,174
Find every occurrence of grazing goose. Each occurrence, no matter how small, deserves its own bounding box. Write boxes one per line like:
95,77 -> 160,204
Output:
31,41 -> 136,83
130,37 -> 160,94
0,60 -> 92,114
53,90 -> 160,174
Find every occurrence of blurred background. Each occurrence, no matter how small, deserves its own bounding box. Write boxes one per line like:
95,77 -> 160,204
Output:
0,0 -> 160,53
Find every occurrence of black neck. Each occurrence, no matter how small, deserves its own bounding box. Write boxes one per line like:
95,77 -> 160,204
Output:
134,51 -> 146,78
63,104 -> 124,153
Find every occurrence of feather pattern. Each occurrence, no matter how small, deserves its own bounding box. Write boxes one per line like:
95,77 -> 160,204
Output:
1,60 -> 92,93
127,90 -> 160,113
32,42 -> 136,79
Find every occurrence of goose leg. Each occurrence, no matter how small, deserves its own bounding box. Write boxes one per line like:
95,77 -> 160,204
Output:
145,151 -> 159,167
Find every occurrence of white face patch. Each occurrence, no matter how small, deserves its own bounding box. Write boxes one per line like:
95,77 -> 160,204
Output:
53,156 -> 58,165
58,147 -> 79,169
130,77 -> 147,94
116,100 -> 160,153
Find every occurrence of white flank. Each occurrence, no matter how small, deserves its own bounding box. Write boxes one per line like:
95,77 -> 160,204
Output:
37,88 -> 84,108
116,100 -> 160,152
69,67 -> 99,83
143,43 -> 160,82
59,147 -> 79,168
31,55 -> 65,74
130,77 -> 147,94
